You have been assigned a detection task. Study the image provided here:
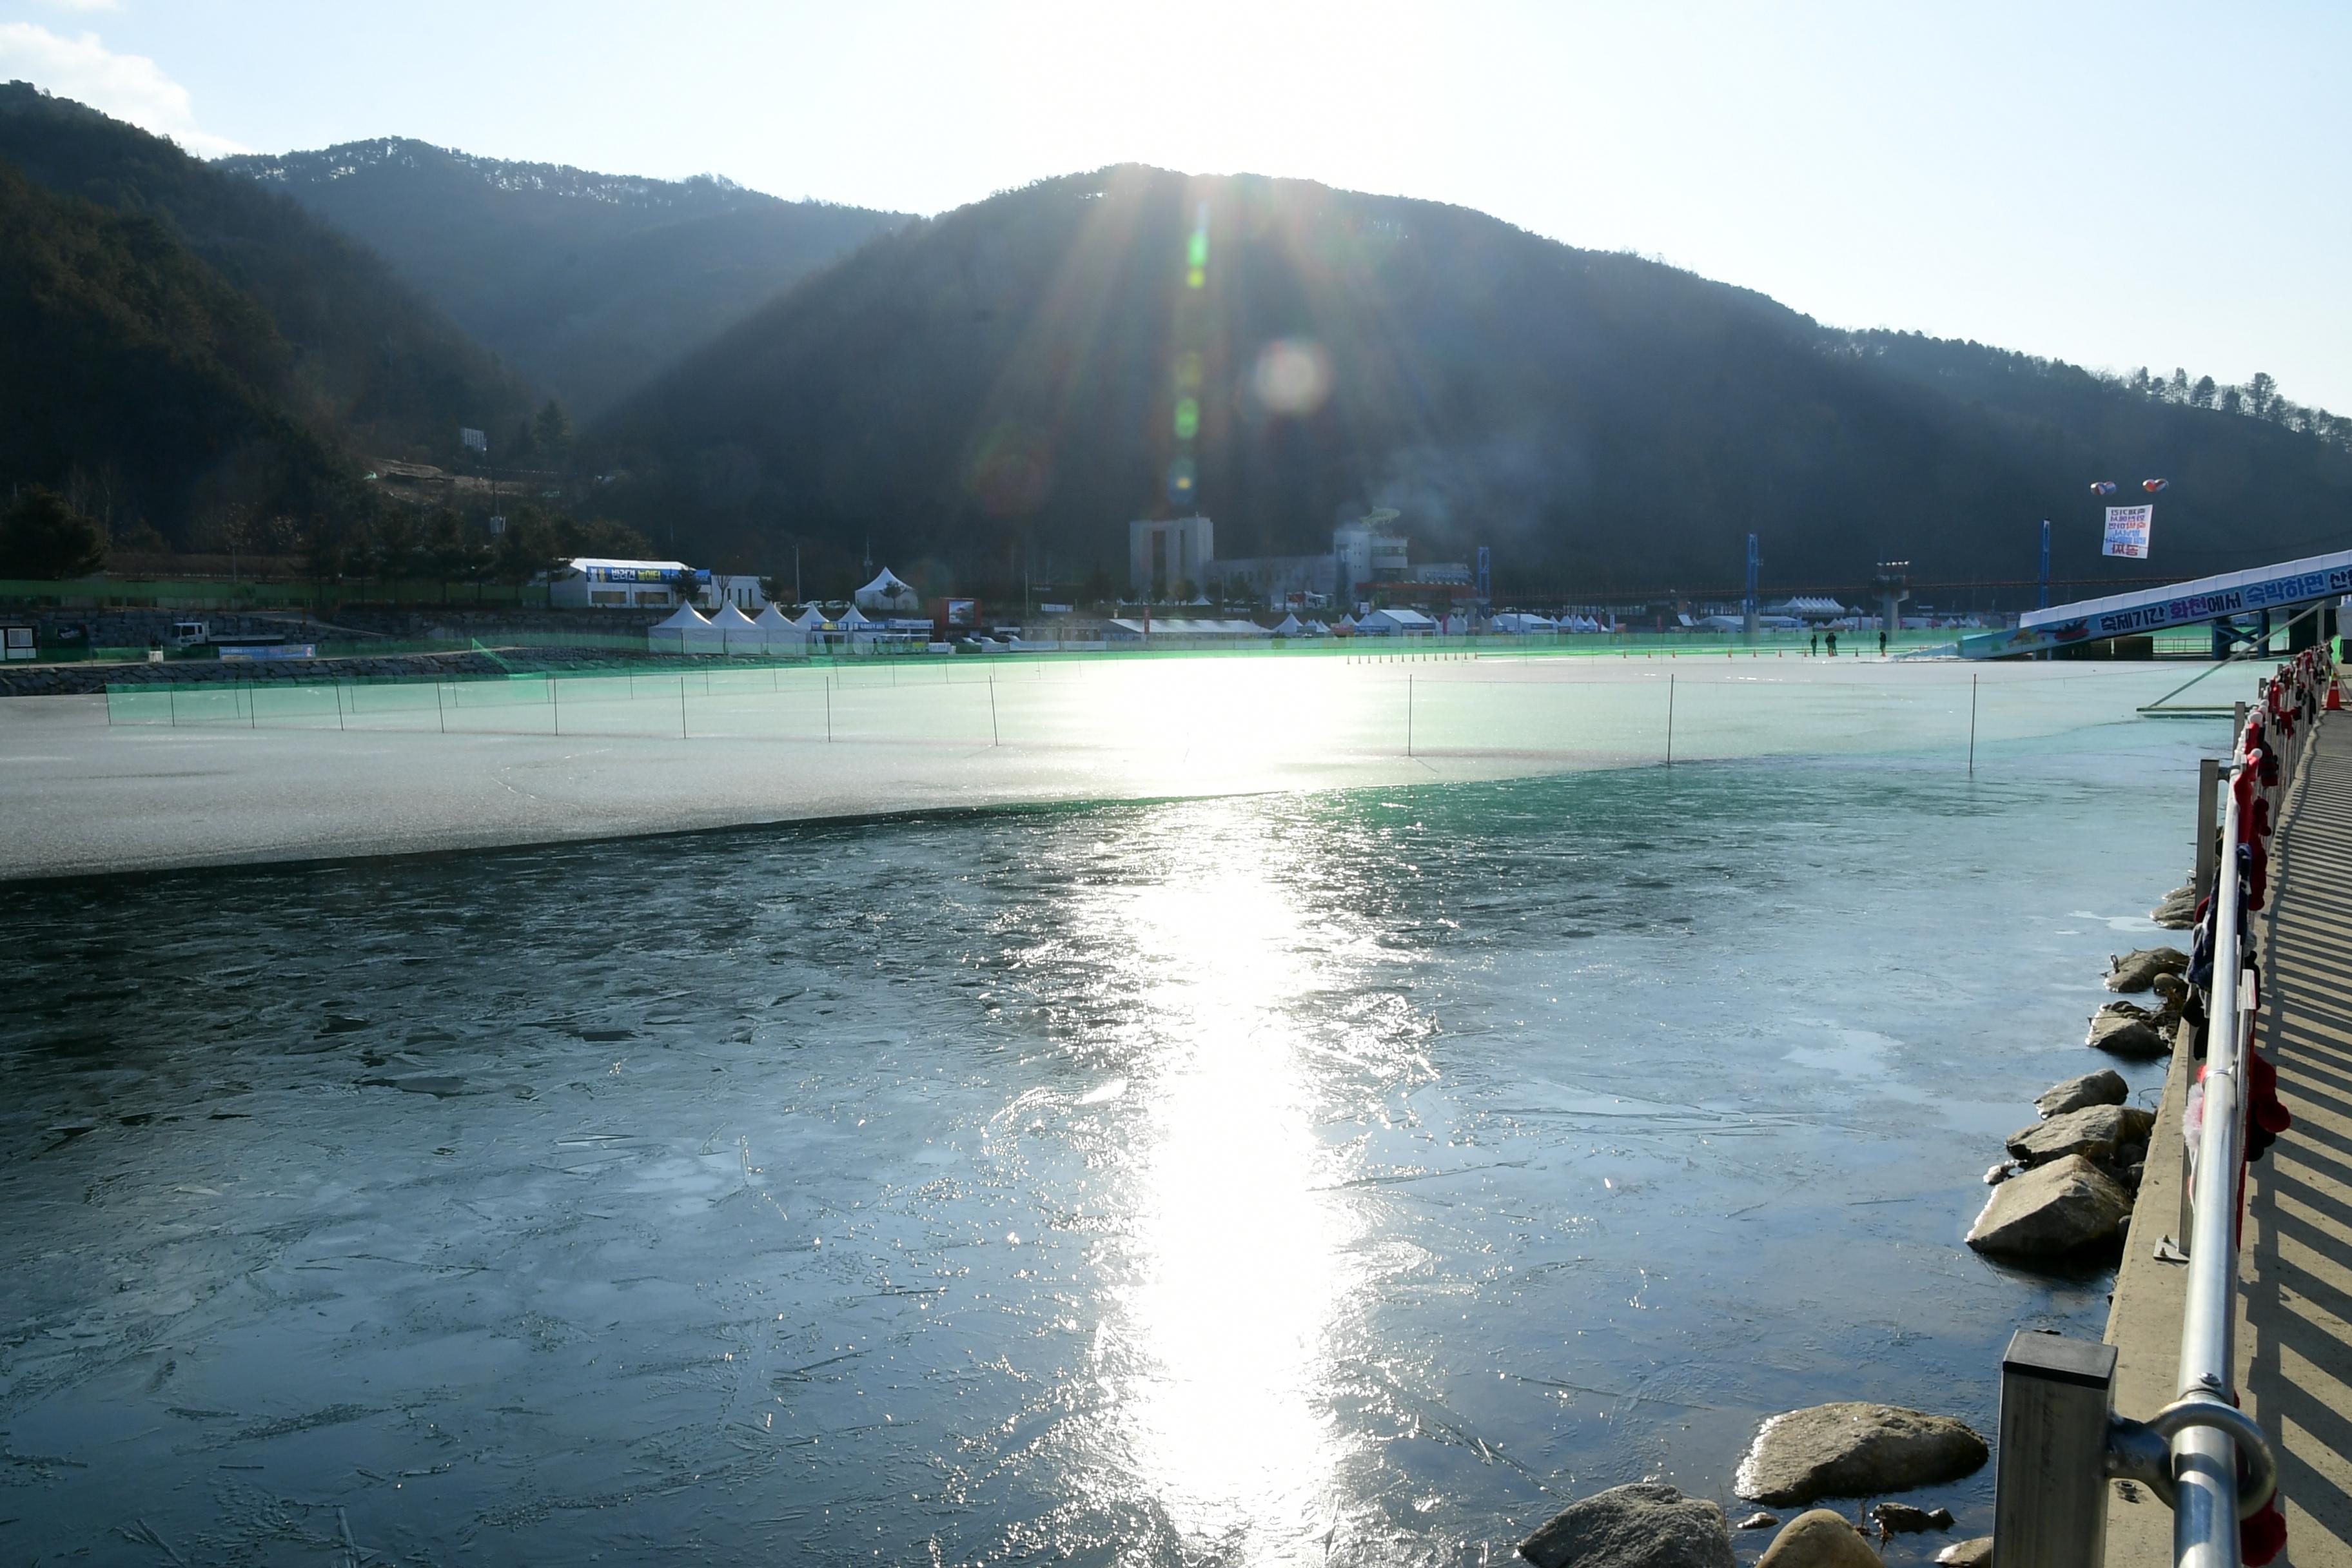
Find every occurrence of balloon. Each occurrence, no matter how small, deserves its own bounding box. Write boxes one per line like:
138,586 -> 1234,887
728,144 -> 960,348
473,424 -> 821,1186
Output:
2142,478 -> 2169,493
2090,481 -> 2118,495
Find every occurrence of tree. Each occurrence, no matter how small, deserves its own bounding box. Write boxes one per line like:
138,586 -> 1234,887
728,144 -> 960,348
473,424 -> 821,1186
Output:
533,399 -> 574,462
2247,371 -> 2278,421
2219,386 -> 2244,416
2191,374 -> 2218,408
0,487 -> 109,578
2168,368 -> 2190,403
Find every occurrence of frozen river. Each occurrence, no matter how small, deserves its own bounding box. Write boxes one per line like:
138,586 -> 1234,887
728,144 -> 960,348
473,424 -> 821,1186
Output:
0,660 -> 2226,1564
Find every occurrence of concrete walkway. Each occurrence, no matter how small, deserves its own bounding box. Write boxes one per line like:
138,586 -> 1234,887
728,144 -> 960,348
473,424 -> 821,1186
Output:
2106,714 -> 2352,1563
2244,716 -> 2352,1560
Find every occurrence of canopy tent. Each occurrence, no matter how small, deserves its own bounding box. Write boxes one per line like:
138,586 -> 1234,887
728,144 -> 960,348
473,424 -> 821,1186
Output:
707,603 -> 761,652
752,603 -> 806,646
647,603 -> 720,653
1271,613 -> 1304,636
790,604 -> 828,631
852,568 -> 921,612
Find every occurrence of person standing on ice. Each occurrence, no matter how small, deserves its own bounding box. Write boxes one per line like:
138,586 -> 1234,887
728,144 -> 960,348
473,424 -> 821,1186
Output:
1825,630 -> 1838,657
1809,631 -> 1819,657
1879,629 -> 1888,657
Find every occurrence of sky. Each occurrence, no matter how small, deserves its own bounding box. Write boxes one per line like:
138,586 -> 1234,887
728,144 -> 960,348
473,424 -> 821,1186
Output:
5,0 -> 2347,410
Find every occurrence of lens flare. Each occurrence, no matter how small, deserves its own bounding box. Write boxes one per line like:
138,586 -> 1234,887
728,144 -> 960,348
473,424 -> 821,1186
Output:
1251,338 -> 1333,417
1166,455 -> 1197,502
1173,398 -> 1200,440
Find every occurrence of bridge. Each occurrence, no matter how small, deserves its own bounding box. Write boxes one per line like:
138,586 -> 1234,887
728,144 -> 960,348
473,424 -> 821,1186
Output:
1959,547 -> 2352,660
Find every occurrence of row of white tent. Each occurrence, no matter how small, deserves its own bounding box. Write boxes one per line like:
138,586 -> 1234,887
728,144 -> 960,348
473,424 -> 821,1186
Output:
647,602 -> 926,652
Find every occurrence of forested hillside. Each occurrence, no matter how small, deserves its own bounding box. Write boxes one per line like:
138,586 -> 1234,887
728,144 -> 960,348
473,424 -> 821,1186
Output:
0,158 -> 371,546
220,139 -> 908,418
0,84 -> 534,472
596,165 -> 2352,598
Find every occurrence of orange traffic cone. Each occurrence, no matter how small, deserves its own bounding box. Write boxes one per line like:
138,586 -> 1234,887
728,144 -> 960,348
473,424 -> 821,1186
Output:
2328,674 -> 2342,712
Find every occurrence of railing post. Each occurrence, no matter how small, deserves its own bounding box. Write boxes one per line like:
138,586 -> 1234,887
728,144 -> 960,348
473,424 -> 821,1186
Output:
1994,1331 -> 2117,1567
2193,757 -> 2220,903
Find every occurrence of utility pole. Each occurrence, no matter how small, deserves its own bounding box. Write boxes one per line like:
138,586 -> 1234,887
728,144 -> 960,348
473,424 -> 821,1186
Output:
1743,533 -> 1760,638
2037,520 -> 2051,611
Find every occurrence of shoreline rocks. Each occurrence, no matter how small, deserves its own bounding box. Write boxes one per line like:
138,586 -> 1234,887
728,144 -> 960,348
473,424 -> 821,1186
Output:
2003,1104 -> 2153,1168
1735,1403 -> 1988,1505
2104,946 -> 2188,994
1966,1153 -> 2130,1258
2035,1068 -> 2127,1117
2151,884 -> 2199,928
1754,1510 -> 1882,1568
1517,1482 -> 1734,1568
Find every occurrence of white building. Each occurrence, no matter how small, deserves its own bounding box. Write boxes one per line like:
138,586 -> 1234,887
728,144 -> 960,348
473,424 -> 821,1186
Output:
1333,520 -> 1408,594
547,558 -> 697,609
709,573 -> 770,612
1128,516 -> 1216,597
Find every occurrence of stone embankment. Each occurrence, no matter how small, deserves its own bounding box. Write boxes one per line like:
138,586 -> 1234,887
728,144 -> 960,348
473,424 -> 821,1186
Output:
1962,919 -> 2193,1264
1511,882 -> 2204,1567
1518,1403 -> 1989,1566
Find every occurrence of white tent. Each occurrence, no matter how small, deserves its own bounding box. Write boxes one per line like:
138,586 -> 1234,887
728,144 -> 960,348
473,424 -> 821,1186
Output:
790,604 -> 828,631
835,603 -> 873,626
1302,619 -> 1330,636
1359,608 -> 1436,636
853,568 -> 921,613
708,602 -> 760,653
752,603 -> 806,649
1271,612 -> 1304,636
1335,613 -> 1359,636
648,603 -> 718,654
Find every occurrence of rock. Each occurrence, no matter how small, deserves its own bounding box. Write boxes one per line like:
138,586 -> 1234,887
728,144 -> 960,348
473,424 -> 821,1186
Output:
1983,1162 -> 2015,1186
2151,885 -> 2199,928
1873,1501 -> 1955,1533
2106,947 -> 2189,993
2086,1011 -> 2171,1057
1966,1153 -> 2132,1258
1735,1404 -> 1988,1505
1754,1510 -> 1881,1568
1937,1538 -> 1994,1567
1517,1482 -> 1734,1568
2004,1104 -> 2154,1167
2035,1069 -> 2128,1117
1736,1512 -> 1781,1531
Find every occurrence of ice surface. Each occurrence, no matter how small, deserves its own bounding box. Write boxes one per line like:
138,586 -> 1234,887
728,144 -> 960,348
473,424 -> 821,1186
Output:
0,660 -> 2230,1563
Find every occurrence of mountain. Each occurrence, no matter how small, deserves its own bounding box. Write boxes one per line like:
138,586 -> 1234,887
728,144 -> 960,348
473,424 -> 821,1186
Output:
219,139 -> 910,420
0,157 -> 362,545
595,164 -> 2352,600
0,84 -> 533,468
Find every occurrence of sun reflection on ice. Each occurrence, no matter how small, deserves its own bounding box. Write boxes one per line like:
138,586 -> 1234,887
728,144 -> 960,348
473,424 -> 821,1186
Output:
1091,814 -> 1363,1561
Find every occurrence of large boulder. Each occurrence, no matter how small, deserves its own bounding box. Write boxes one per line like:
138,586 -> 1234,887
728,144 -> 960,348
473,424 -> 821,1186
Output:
2004,1104 -> 2154,1167
2087,1011 -> 2171,1057
1754,1510 -> 1883,1568
1966,1154 -> 2131,1258
2106,947 -> 2188,993
1518,1482 -> 1734,1568
1735,1404 -> 1988,1505
2036,1069 -> 2128,1117
1937,1539 -> 1994,1567
2150,885 -> 2199,929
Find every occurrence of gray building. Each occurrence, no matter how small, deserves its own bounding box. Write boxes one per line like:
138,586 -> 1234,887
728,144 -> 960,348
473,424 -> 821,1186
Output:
1204,554 -> 1339,607
1128,515 -> 1215,597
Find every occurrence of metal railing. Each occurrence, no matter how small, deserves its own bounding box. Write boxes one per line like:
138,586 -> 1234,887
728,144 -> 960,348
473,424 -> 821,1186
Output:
1992,648 -> 2339,1566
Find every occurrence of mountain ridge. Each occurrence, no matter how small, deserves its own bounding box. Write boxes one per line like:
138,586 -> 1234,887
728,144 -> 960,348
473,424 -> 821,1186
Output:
217,137 -> 911,419
591,163 -> 2352,598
